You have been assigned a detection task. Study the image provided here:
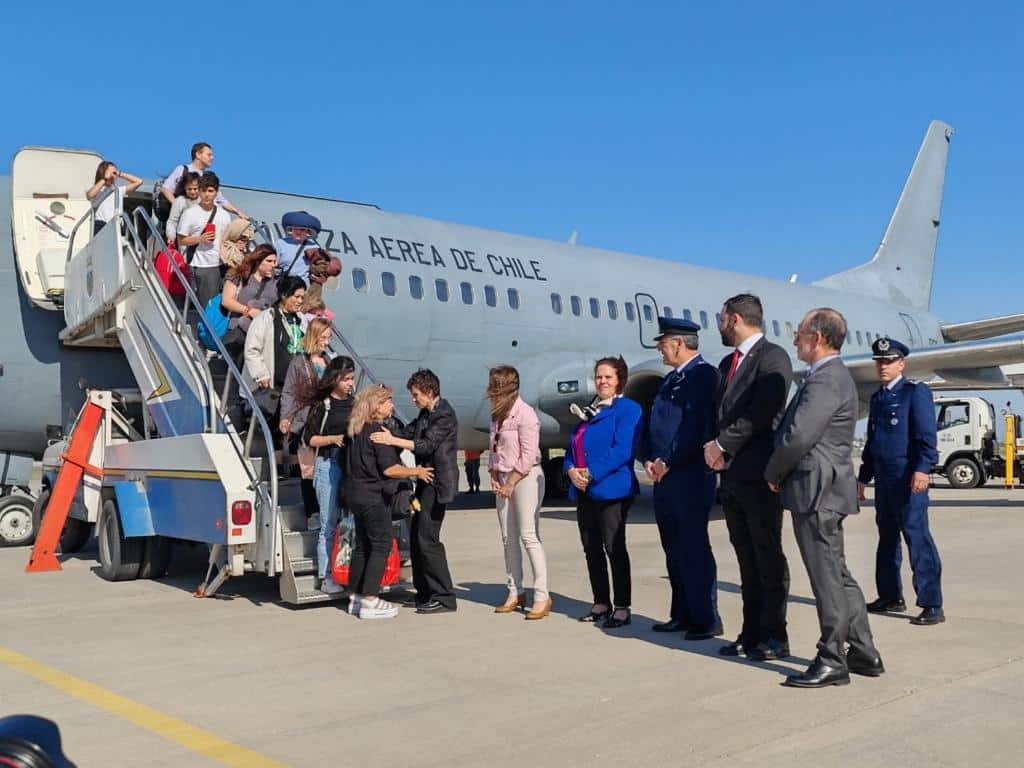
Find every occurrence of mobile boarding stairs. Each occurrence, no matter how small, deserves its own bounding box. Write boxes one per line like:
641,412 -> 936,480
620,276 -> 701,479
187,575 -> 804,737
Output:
26,193 -> 400,605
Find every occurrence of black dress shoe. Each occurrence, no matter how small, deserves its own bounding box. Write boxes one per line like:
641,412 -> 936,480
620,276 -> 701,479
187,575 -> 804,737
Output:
866,597 -> 907,613
747,638 -> 791,661
684,622 -> 724,641
846,648 -> 885,677
400,594 -> 423,607
652,618 -> 688,633
415,600 -> 457,614
718,637 -> 746,657
577,608 -> 611,623
910,607 -> 945,625
783,658 -> 850,688
603,609 -> 632,629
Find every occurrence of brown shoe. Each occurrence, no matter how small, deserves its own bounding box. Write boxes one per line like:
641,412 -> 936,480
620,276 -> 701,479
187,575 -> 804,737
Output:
525,598 -> 553,621
495,594 -> 526,613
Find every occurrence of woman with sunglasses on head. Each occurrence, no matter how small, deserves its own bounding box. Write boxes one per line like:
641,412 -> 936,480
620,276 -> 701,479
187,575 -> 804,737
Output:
487,366 -> 550,620
564,357 -> 643,629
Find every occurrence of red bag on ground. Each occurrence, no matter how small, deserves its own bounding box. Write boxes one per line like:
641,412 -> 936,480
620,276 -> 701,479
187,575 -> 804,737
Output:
155,247 -> 192,297
331,519 -> 400,587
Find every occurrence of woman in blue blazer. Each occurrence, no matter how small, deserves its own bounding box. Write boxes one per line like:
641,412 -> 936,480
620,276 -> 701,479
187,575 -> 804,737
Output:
563,357 -> 643,629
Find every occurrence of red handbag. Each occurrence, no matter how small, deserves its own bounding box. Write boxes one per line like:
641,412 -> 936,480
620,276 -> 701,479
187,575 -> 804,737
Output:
155,247 -> 192,297
331,522 -> 400,587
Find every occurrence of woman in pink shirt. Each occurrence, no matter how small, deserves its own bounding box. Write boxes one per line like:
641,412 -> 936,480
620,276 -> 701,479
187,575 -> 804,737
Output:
488,366 -> 550,620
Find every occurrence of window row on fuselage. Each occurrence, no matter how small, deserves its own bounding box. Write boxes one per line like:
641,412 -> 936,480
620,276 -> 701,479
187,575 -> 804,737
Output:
349,268 -> 887,350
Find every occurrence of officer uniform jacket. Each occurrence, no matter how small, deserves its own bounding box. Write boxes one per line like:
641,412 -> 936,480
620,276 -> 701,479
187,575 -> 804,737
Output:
764,357 -> 859,516
395,398 -> 459,505
563,396 -> 643,502
643,355 -> 719,471
857,377 -> 938,483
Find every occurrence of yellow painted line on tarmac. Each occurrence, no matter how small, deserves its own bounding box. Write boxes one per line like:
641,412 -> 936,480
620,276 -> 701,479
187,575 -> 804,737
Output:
0,645 -> 288,768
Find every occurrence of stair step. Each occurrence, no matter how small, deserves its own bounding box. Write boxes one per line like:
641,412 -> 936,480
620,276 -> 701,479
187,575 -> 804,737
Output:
283,530 -> 318,559
278,503 -> 308,532
293,590 -> 347,605
290,557 -> 316,574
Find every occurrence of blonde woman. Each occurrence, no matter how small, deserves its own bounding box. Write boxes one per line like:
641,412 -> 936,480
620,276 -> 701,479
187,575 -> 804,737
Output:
346,384 -> 434,619
488,366 -> 550,620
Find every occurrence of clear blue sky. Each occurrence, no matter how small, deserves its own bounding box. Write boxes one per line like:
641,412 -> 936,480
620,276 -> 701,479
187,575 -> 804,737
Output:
1,2 -> 1020,324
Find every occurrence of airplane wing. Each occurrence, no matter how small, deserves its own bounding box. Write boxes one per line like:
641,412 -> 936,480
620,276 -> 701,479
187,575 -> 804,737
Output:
940,314 -> 1024,342
843,335 -> 1024,391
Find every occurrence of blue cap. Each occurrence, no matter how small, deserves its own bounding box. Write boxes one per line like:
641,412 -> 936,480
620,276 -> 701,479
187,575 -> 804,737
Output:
654,316 -> 701,341
872,337 -> 909,359
281,210 -> 321,234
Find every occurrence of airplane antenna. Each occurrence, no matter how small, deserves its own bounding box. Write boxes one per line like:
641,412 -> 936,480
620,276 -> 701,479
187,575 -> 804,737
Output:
568,230 -> 578,245
789,273 -> 798,284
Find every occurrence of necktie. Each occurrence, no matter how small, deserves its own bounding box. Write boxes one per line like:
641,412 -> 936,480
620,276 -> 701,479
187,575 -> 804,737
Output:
725,349 -> 742,385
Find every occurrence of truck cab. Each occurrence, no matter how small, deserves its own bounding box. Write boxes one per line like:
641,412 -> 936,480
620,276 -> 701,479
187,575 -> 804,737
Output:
933,396 -> 999,488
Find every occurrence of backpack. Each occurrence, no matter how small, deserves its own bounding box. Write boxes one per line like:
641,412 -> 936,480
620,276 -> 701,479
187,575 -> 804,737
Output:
197,293 -> 231,351
154,246 -> 192,297
153,163 -> 188,225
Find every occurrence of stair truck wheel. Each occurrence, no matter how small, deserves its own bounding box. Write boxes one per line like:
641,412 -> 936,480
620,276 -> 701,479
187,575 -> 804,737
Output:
0,494 -> 36,547
98,498 -> 142,581
138,536 -> 173,579
946,457 -> 981,489
29,488 -> 92,553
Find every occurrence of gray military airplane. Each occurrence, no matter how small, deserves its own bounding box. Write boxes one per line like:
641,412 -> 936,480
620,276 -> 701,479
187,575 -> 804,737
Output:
2,119 -> 1023,547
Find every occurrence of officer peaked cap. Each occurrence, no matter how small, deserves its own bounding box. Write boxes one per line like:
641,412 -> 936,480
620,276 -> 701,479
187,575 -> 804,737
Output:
654,317 -> 700,341
281,210 -> 321,234
872,337 -> 909,360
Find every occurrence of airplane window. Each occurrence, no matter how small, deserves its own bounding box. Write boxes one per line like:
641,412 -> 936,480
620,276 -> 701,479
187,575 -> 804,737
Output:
508,288 -> 520,310
409,275 -> 423,300
352,268 -> 368,293
715,313 -> 722,327
683,308 -> 692,321
663,307 -> 673,318
856,330 -> 863,345
772,320 -> 780,337
785,321 -> 793,338
551,293 -> 562,314
435,279 -> 449,302
485,285 -> 497,307
625,302 -> 635,322
571,296 -> 582,316
460,282 -> 474,305
381,272 -> 397,297
699,310 -> 708,329
589,298 -> 600,318
607,300 -> 618,320
642,305 -> 654,323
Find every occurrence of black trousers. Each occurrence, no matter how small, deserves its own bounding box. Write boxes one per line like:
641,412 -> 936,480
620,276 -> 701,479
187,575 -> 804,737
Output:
464,459 -> 481,491
411,485 -> 456,608
576,494 -> 632,607
721,479 -> 790,646
348,499 -> 392,597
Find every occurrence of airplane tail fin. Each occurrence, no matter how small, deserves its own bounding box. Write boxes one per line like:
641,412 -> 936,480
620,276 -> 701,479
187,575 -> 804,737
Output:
813,120 -> 953,310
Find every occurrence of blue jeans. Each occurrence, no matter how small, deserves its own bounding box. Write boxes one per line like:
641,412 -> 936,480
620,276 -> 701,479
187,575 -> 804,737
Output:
315,453 -> 343,579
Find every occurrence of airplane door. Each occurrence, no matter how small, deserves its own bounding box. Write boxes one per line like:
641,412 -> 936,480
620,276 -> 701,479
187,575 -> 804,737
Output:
899,313 -> 923,347
634,292 -> 660,349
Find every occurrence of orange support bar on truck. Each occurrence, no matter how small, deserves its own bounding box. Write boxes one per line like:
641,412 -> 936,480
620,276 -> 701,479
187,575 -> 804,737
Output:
25,399 -> 105,573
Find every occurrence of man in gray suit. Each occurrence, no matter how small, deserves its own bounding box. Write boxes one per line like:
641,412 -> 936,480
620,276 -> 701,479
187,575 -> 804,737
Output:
765,308 -> 885,688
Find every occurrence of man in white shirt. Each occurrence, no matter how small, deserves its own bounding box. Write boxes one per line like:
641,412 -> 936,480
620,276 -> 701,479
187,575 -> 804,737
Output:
159,142 -> 248,220
176,172 -> 233,307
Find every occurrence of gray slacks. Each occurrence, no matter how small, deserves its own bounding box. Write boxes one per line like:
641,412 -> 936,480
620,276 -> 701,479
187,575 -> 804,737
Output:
791,506 -> 878,669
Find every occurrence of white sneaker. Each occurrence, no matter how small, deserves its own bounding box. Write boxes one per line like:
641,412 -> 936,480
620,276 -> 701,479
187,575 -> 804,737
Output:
320,576 -> 344,594
359,597 -> 399,620
347,594 -> 362,616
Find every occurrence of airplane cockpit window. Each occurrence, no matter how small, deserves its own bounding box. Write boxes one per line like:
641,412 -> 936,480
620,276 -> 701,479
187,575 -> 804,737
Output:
571,296 -> 582,316
461,282 -> 474,305
784,321 -> 793,338
683,308 -> 692,321
485,285 -> 497,307
699,310 -> 708,329
382,272 -> 397,296
551,293 -> 563,314
772,320 -> 780,337
607,300 -> 618,320
409,275 -> 424,299
856,330 -> 863,345
352,268 -> 368,293
508,288 -> 521,310
643,305 -> 654,323
625,302 -> 635,322
589,298 -> 600,318
663,307 -> 673,318
435,279 -> 449,302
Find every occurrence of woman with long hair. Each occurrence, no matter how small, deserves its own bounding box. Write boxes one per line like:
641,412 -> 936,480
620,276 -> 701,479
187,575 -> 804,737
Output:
86,160 -> 142,234
563,357 -> 642,629
301,356 -> 356,594
220,244 -> 279,362
345,384 -> 434,619
487,366 -> 550,620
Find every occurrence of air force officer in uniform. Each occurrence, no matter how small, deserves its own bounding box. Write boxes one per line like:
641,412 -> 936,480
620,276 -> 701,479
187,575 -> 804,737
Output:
765,308 -> 884,688
857,337 -> 944,626
642,317 -> 723,640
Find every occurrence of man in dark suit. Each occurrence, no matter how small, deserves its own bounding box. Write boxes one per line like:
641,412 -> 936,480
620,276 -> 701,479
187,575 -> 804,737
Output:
372,369 -> 459,613
705,293 -> 793,661
765,308 -> 884,688
642,318 -> 723,640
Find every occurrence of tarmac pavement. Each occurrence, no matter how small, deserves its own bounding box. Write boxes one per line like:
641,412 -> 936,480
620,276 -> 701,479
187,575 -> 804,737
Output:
2,480 -> 1023,767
